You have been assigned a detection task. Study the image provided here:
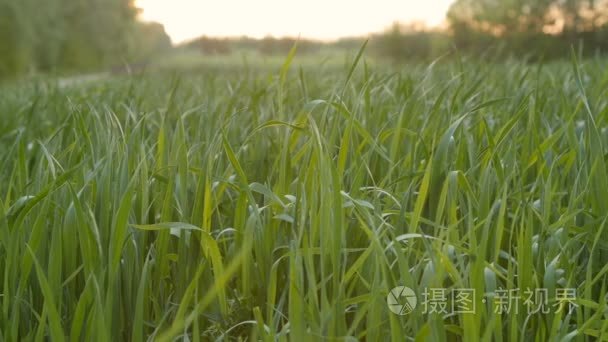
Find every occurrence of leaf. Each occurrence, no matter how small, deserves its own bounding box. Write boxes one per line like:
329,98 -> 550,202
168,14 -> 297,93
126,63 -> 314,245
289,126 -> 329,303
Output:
131,222 -> 202,231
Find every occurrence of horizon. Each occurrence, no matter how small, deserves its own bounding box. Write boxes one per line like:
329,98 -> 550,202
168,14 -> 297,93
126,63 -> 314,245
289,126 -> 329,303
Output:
136,0 -> 455,44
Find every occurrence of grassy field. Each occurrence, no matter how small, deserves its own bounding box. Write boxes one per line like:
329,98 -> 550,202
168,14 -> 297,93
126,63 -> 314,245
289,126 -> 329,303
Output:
1,49 -> 608,341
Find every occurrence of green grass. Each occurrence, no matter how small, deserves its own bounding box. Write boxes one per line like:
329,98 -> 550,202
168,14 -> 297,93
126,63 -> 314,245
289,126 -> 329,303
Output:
1,51 -> 608,341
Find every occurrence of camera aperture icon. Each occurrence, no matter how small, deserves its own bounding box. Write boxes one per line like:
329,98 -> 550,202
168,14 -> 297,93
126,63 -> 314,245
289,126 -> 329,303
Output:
387,286 -> 417,315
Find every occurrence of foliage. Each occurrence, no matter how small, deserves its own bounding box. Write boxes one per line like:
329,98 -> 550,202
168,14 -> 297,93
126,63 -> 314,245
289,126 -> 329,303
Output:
447,0 -> 608,59
183,36 -> 323,56
130,21 -> 173,60
370,23 -> 450,62
186,36 -> 233,55
0,0 -> 170,78
0,51 -> 607,340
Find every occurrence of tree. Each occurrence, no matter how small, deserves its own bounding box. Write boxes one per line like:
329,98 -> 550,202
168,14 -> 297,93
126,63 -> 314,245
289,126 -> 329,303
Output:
130,22 -> 172,60
373,22 -> 435,61
59,0 -> 139,69
0,0 -> 169,78
447,0 -> 608,58
0,0 -> 36,77
448,0 -> 608,35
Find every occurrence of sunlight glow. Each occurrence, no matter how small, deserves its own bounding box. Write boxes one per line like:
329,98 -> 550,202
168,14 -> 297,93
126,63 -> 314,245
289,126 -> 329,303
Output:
136,0 -> 455,43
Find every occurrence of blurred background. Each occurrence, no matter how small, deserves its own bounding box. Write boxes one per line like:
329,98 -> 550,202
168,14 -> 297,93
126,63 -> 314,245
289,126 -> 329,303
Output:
2,0 -> 608,79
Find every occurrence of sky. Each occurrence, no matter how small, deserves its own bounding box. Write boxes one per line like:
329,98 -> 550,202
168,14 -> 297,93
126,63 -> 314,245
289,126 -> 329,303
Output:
136,0 -> 455,43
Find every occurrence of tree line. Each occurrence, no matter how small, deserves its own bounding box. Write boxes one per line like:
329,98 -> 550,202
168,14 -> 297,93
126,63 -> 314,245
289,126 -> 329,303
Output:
374,0 -> 608,61
3,0 -> 608,78
447,0 -> 608,59
0,0 -> 171,78
190,0 -> 608,61
183,0 -> 608,63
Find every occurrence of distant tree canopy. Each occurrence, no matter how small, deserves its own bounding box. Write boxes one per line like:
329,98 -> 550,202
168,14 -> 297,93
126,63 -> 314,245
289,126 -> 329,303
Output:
183,36 -> 323,56
131,22 -> 173,60
370,23 -> 449,62
449,0 -> 608,35
447,0 -> 608,57
0,0 -> 171,78
187,36 -> 233,55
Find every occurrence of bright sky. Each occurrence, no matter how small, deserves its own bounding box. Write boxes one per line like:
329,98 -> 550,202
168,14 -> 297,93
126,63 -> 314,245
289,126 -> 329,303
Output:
136,0 -> 455,43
